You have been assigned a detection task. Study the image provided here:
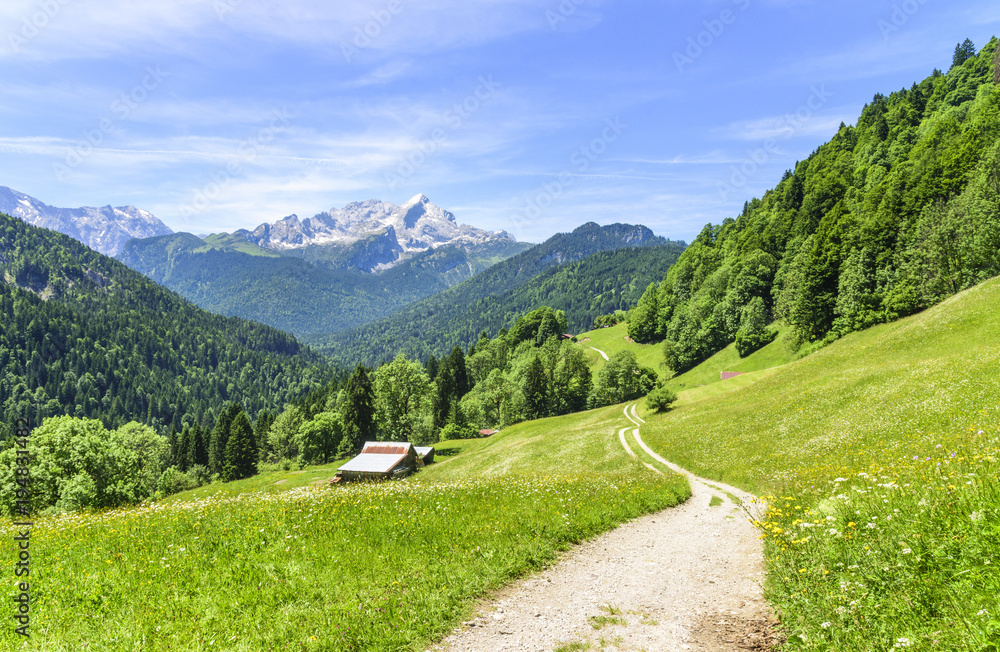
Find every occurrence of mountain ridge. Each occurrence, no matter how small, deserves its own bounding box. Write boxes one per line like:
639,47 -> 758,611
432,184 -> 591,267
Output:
0,186 -> 172,256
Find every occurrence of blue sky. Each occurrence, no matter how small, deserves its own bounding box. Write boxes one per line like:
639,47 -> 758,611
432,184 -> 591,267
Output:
1,1 -> 997,244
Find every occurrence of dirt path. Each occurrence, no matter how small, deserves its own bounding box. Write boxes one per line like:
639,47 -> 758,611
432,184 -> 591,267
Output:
590,346 -> 610,361
431,405 -> 776,652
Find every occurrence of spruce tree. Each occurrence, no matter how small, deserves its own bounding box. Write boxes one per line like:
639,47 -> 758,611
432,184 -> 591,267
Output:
337,365 -> 375,457
952,39 -> 976,69
447,345 -> 469,399
523,354 -> 549,420
208,403 -> 242,476
223,411 -> 257,481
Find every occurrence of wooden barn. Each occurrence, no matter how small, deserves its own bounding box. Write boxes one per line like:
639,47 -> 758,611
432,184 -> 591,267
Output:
415,446 -> 435,465
336,442 -> 418,482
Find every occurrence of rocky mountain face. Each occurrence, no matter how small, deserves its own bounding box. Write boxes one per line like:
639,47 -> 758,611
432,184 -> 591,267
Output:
0,186 -> 172,256
240,194 -> 516,272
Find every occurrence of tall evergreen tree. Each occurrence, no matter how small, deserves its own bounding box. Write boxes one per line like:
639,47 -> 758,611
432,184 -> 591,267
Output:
223,411 -> 257,481
208,403 -> 242,476
952,39 -> 976,69
424,354 -> 439,381
337,365 -> 376,457
523,354 -> 549,420
447,345 -> 470,400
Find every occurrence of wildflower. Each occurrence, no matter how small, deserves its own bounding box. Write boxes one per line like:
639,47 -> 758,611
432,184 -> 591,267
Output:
820,622 -> 832,628
979,609 -> 989,617
901,548 -> 912,555
970,511 -> 983,522
895,637 -> 912,647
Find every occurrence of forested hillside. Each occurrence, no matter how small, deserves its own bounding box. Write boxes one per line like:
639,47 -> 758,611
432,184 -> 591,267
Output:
119,232 -> 531,337
0,213 -> 332,442
310,225 -> 685,365
629,39 -> 1000,371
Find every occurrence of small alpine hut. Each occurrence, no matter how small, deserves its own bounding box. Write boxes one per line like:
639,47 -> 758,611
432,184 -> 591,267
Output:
337,442 -> 418,482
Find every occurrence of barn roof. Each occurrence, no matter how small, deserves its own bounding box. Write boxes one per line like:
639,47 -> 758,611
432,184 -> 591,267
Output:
362,442 -> 412,456
338,452 -> 408,474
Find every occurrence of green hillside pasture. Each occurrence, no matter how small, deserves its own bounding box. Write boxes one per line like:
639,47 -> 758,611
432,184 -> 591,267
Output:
2,408 -> 688,651
573,323 -> 663,371
666,325 -> 796,390
639,277 -> 1000,649
421,403 -> 679,480
161,461 -> 351,504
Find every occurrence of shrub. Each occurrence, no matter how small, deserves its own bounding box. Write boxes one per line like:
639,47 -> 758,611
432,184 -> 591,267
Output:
157,466 -> 197,496
646,385 -> 678,413
439,423 -> 478,441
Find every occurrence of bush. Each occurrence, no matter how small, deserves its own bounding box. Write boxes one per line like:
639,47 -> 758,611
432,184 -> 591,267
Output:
646,385 -> 678,413
157,466 -> 197,496
734,326 -> 778,358
186,464 -> 211,487
439,423 -> 478,441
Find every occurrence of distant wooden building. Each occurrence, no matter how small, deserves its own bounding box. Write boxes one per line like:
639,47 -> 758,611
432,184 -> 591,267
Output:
720,371 -> 746,381
479,429 -> 499,437
336,442 -> 418,482
415,446 -> 435,465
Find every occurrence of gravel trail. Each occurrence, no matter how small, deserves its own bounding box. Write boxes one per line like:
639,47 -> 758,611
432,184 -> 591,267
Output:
430,405 -> 776,652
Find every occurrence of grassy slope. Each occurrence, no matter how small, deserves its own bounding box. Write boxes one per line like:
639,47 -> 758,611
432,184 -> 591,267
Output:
161,460 -> 351,503
4,403 -> 688,651
422,404 -> 658,481
635,276 -> 1000,649
637,278 -> 1000,493
573,322 -> 798,396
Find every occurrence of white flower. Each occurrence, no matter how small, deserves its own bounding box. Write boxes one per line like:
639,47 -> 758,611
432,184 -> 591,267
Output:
866,522 -> 877,529
970,511 -> 983,522
828,528 -> 839,536
902,548 -> 912,554
820,622 -> 832,628
979,609 -> 989,617
895,637 -> 912,647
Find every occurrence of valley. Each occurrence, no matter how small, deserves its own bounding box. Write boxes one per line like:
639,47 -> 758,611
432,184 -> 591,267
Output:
1,32 -> 999,652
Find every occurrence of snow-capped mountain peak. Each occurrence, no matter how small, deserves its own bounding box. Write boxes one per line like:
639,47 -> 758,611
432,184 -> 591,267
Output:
0,186 -> 172,255
244,195 -> 514,260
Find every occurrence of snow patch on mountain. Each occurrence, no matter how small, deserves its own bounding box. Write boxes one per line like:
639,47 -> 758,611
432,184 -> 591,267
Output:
0,186 -> 172,255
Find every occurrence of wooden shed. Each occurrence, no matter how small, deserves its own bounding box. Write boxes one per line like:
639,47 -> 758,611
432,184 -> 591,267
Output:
414,446 -> 435,465
337,442 -> 418,482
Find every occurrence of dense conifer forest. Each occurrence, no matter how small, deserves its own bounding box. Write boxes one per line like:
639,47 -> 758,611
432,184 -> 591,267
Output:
0,213 -> 332,443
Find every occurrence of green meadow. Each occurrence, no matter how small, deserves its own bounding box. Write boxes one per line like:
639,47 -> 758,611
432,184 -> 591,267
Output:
1,405 -> 688,651
638,277 -> 1000,649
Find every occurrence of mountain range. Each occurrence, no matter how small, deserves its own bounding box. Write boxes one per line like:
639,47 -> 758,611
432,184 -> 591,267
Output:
0,186 -> 172,256
240,193 -> 516,272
